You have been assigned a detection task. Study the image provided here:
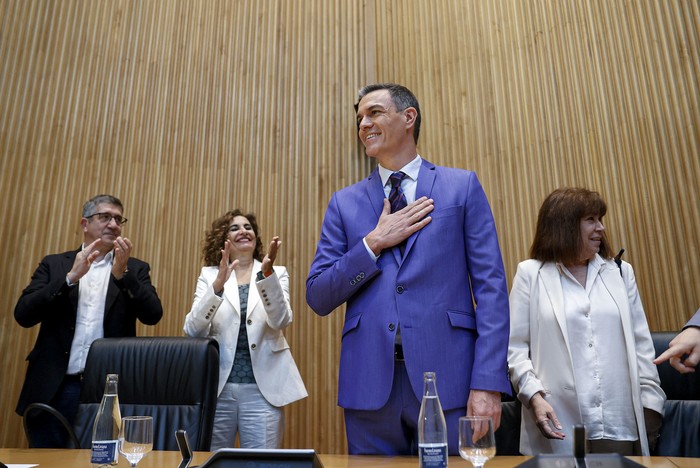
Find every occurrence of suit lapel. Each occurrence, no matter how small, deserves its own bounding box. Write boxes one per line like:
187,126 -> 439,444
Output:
221,260 -> 263,317
599,262 -> 630,331
366,168 -> 386,219
403,159 -> 436,260
415,158 -> 437,199
223,272 -> 242,317
365,168 -> 405,264
539,262 -> 572,350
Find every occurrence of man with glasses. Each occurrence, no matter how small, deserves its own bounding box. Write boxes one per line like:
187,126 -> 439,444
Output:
14,194 -> 163,447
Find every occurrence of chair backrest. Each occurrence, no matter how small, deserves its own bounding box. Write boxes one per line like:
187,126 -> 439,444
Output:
650,331 -> 700,457
22,402 -> 81,448
495,389 -> 522,456
73,337 -> 219,451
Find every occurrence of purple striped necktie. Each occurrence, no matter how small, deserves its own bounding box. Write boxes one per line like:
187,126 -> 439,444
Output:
388,171 -> 407,213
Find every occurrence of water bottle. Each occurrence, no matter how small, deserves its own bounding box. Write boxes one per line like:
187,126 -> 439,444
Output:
418,371 -> 448,467
91,373 -> 121,467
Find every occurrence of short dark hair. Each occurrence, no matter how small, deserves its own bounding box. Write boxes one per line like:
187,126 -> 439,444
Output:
356,83 -> 422,143
82,194 -> 123,217
202,209 -> 264,265
529,187 -> 613,264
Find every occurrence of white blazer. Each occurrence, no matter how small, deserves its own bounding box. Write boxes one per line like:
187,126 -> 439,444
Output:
508,257 -> 665,456
184,261 -> 308,407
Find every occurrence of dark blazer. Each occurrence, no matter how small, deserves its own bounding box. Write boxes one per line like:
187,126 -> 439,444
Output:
306,159 -> 511,411
14,248 -> 163,415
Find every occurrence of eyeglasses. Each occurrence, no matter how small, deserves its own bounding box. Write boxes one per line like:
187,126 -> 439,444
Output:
85,212 -> 128,225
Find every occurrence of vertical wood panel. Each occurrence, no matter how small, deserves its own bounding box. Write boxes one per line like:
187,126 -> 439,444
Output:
1,0 -> 698,454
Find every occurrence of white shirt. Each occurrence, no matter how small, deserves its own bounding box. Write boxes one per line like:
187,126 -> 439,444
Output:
363,155 -> 422,260
558,256 -> 637,441
66,249 -> 113,374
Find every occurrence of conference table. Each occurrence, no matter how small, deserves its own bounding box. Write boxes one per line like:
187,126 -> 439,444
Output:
0,449 -> 698,468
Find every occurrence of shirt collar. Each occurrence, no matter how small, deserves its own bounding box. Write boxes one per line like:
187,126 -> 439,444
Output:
378,155 -> 422,187
555,253 -> 606,276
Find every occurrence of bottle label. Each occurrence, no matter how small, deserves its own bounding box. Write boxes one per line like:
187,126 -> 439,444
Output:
91,440 -> 119,464
419,443 -> 448,468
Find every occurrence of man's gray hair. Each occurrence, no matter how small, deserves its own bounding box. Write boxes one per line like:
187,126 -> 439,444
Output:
82,194 -> 124,217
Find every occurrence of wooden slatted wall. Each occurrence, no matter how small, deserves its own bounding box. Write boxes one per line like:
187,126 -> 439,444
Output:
1,0 -> 698,453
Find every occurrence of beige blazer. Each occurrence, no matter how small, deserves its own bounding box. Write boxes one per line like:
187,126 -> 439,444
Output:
184,261 -> 308,407
508,257 -> 665,456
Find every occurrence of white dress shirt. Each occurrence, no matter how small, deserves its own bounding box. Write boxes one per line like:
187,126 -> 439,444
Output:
559,256 -> 637,441
363,155 -> 422,260
66,249 -> 113,374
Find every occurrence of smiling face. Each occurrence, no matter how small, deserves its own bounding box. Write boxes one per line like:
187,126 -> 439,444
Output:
355,89 -> 417,166
227,215 -> 256,259
81,202 -> 123,249
579,214 -> 605,262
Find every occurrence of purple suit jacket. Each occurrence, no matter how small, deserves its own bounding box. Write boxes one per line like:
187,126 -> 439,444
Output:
306,159 -> 511,411
686,309 -> 700,328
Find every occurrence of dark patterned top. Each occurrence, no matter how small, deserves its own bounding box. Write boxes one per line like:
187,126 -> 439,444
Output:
227,284 -> 256,383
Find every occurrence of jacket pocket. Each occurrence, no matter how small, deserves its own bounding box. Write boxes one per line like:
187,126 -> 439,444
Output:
342,313 -> 361,337
447,309 -> 476,330
267,334 -> 290,352
430,205 -> 461,220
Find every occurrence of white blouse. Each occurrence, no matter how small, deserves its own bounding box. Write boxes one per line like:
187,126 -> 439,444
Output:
559,255 -> 637,441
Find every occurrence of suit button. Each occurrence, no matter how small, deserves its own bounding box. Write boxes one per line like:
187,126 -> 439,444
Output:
396,286 -> 405,294
247,319 -> 252,325
251,344 -> 257,349
388,323 -> 395,331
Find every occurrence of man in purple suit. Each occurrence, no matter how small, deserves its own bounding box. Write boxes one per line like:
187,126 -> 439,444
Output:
306,83 -> 511,455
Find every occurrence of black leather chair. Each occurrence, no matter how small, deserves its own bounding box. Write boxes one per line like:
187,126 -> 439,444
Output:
72,337 -> 219,451
22,402 -> 81,448
651,331 -> 700,457
495,329 -> 700,458
495,388 -> 522,455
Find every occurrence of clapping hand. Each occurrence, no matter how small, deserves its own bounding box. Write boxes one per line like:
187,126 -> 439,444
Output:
111,236 -> 132,280
67,239 -> 102,283
212,240 -> 238,294
261,236 -> 281,277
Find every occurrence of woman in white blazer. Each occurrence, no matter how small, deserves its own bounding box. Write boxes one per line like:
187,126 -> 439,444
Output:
508,188 -> 665,456
184,210 -> 307,450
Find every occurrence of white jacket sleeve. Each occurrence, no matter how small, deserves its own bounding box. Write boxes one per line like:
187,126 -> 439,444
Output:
183,269 -> 224,337
255,266 -> 293,330
508,261 -> 546,408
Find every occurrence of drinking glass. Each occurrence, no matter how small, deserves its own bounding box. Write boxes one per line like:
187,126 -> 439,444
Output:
459,416 -> 496,468
118,416 -> 153,467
